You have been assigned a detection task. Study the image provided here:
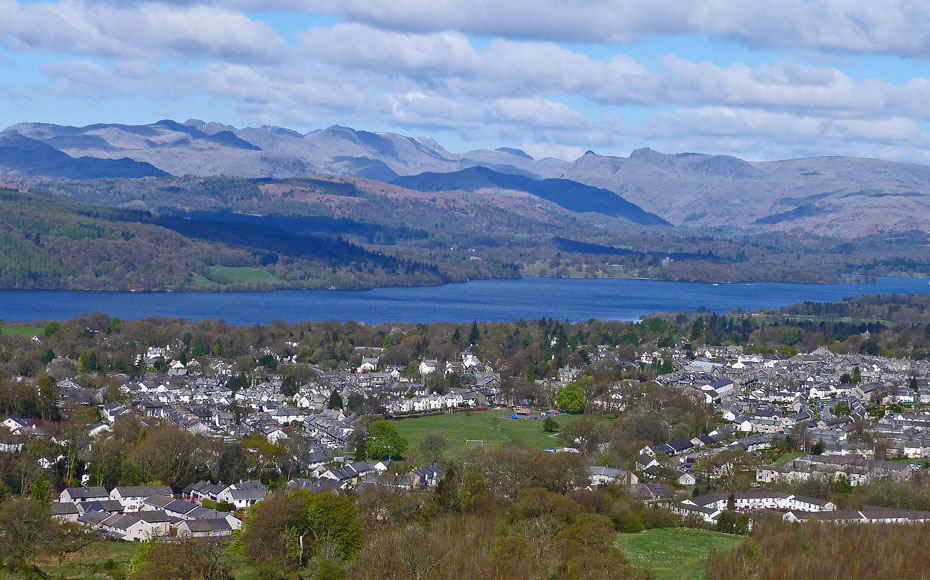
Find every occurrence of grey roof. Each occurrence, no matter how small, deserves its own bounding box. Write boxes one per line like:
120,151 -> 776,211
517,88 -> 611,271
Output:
222,480 -> 267,500
163,499 -> 199,515
51,503 -> 80,515
182,518 -> 233,533
142,495 -> 174,509
78,500 -> 124,514
61,486 -> 108,500
113,485 -> 173,498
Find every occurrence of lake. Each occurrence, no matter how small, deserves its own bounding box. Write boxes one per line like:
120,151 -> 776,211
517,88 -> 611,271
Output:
1,276 -> 929,325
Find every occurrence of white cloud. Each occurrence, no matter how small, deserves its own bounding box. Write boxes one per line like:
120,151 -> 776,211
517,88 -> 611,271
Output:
494,98 -> 589,129
286,0 -> 930,58
0,0 -> 286,62
7,0 -> 930,164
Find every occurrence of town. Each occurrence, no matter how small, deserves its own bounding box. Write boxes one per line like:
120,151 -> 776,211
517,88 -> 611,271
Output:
3,303 -> 930,577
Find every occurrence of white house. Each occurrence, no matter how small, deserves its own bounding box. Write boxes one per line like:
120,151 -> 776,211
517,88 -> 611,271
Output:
419,360 -> 439,376
216,481 -> 267,509
110,485 -> 173,512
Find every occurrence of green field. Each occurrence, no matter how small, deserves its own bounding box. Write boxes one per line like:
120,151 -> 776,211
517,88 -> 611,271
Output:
37,540 -> 259,580
616,528 -> 743,580
392,409 -> 568,451
35,540 -> 138,580
208,266 -> 281,284
0,324 -> 44,337
774,451 -> 804,466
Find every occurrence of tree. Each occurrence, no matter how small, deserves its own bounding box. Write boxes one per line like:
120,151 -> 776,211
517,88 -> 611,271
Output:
367,420 -> 408,460
543,416 -> 559,433
555,383 -> 586,414
328,390 -> 343,410
30,470 -> 51,507
241,490 -> 361,575
191,336 -> 207,358
130,425 -> 202,488
305,493 -> 362,560
129,537 -> 233,580
468,320 -> 480,345
50,521 -> 100,569
0,497 -> 51,567
347,393 -> 365,414
281,375 -> 299,397
417,430 -> 448,464
811,440 -> 826,455
37,372 -> 56,420
44,322 -> 59,337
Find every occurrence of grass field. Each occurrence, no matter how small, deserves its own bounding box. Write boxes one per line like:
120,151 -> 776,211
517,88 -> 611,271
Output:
34,540 -> 138,580
34,540 -> 259,580
616,528 -> 743,580
392,409 -> 567,451
208,266 -> 281,284
0,324 -> 44,337
774,451 -> 804,466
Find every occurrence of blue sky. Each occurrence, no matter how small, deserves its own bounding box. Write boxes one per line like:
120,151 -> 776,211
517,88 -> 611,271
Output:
2,0 -> 930,163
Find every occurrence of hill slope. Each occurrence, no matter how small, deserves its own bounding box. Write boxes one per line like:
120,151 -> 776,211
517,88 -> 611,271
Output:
0,186 -> 450,290
0,134 -> 168,179
5,119 -> 930,235
393,166 -> 669,225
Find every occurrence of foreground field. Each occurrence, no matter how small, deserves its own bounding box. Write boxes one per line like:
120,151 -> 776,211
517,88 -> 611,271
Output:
617,528 -> 743,580
0,324 -> 43,337
34,540 -> 257,580
392,409 -> 565,451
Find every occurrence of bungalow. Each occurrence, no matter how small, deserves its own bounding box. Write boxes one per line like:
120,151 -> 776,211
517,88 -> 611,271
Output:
59,486 -> 109,504
88,423 -> 113,437
75,499 -> 125,516
110,485 -> 173,512
177,518 -> 235,539
184,480 -> 226,504
100,510 -> 178,541
588,466 -> 638,488
1,416 -> 29,434
406,463 -> 447,489
676,472 -> 697,486
216,480 -> 267,509
636,454 -> 660,471
51,502 -> 80,522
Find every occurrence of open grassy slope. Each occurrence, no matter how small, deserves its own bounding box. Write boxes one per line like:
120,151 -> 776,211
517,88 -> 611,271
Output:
616,528 -> 743,580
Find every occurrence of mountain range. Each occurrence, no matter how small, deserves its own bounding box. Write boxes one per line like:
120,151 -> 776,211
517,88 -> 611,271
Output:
3,119 -> 930,236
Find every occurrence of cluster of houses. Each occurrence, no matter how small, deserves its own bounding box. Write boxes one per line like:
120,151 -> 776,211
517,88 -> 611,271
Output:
52,483 -> 253,541
40,348 -> 501,456
670,490 -> 930,525
9,326 -> 930,539
629,343 -> 930,477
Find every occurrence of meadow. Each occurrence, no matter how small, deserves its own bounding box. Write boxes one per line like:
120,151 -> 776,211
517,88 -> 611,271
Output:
392,409 -> 567,451
0,324 -> 44,337
616,528 -> 743,580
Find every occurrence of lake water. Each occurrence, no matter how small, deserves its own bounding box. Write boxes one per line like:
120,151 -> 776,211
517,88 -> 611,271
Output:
1,276 -> 929,325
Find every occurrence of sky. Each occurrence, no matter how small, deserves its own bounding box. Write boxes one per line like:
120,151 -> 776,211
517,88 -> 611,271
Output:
3,1 -> 930,163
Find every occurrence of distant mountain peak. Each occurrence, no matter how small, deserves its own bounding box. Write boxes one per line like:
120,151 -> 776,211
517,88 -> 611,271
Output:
260,125 -> 305,138
495,147 -> 533,160
413,135 -> 446,152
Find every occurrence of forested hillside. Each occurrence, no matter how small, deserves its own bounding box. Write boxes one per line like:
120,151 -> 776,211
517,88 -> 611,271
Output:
0,187 -> 456,290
